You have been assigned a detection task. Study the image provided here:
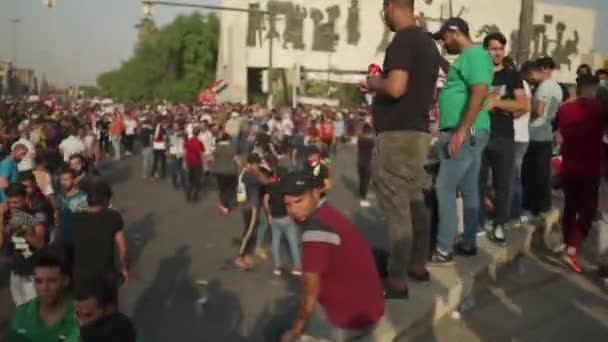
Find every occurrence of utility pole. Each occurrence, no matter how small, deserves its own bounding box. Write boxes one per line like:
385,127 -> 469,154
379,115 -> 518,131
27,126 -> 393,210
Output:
517,0 -> 534,65
267,12 -> 275,109
8,19 -> 21,66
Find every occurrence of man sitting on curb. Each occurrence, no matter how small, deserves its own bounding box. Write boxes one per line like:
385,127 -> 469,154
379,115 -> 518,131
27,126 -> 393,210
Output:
265,172 -> 384,342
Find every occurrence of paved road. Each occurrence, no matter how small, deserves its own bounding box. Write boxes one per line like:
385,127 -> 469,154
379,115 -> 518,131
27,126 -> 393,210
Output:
0,144 -> 606,341
412,255 -> 608,342
104,144 -> 387,342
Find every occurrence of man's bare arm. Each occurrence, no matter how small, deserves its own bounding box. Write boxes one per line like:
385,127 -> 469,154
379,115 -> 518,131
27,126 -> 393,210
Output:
491,89 -> 530,118
458,84 -> 489,131
369,70 -> 410,99
291,272 -> 321,336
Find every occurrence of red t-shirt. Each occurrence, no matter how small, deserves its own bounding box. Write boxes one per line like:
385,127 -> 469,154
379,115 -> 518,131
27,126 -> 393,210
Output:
320,122 -> 335,141
558,98 -> 606,177
184,137 -> 205,166
302,202 -> 384,329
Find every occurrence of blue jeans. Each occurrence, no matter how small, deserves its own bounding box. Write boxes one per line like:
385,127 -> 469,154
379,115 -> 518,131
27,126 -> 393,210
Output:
510,142 -> 528,219
257,210 -> 269,250
270,217 -> 302,269
436,129 -> 490,252
169,155 -> 186,189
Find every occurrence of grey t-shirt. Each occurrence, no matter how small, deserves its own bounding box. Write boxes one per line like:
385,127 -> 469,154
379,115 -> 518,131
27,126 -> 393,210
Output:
529,79 -> 563,142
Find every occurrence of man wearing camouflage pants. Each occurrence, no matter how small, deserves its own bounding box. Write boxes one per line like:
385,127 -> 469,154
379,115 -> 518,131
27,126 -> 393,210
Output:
362,0 -> 439,298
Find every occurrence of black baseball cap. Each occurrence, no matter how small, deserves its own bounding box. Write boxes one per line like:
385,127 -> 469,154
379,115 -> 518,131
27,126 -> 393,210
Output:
432,17 -> 470,40
280,171 -> 315,196
307,145 -> 321,156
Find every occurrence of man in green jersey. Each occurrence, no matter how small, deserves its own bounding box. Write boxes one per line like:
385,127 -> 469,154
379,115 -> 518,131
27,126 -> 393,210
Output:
6,248 -> 79,342
431,17 -> 494,264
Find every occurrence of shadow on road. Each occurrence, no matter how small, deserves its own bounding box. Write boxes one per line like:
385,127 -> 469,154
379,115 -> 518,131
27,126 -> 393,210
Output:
126,213 -> 157,269
132,245 -> 247,342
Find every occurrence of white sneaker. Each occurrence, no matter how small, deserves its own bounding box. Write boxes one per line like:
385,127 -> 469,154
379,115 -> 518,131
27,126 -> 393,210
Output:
273,269 -> 282,276
360,200 -> 371,208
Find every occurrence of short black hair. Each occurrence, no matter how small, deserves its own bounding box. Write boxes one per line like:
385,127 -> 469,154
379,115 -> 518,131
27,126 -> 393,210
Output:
19,173 -> 36,184
483,32 -> 507,49
74,277 -> 117,307
536,57 -> 557,70
576,64 -> 592,75
520,60 -> 540,75
32,247 -> 69,276
59,166 -> 76,178
68,153 -> 86,164
576,74 -> 599,90
86,181 -> 113,207
385,0 -> 415,8
6,183 -> 27,198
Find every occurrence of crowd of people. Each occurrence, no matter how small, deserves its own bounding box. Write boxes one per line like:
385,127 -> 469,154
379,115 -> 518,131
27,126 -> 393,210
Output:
1,1 -> 608,341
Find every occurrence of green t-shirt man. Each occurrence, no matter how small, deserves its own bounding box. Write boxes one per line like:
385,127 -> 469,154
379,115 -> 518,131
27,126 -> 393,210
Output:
439,44 -> 494,131
7,297 -> 80,342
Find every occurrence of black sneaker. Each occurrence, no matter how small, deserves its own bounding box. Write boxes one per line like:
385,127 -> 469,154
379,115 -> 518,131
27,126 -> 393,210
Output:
454,243 -> 478,257
429,249 -> 454,266
488,225 -> 507,245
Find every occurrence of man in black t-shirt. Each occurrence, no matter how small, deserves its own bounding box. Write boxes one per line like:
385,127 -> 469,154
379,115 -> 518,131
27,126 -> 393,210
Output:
480,32 -> 530,245
361,0 -> 439,298
72,181 -> 129,300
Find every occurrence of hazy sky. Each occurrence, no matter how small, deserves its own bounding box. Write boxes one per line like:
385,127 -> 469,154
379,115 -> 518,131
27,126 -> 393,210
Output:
0,0 -> 606,86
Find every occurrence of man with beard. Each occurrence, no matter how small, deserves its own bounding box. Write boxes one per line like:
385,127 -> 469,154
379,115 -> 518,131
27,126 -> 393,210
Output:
56,167 -> 88,262
479,32 -> 530,245
361,0 -> 439,297
431,18 -> 493,264
69,154 -> 100,196
7,248 -> 79,342
0,183 -> 47,305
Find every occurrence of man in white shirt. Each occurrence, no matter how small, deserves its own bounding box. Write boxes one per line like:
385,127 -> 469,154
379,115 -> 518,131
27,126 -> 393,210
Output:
12,127 -> 36,174
58,129 -> 86,162
124,115 -> 138,156
281,113 -> 294,138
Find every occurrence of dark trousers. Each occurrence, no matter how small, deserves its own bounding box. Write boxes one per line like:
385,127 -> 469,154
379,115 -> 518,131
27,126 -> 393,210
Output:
216,173 -> 237,208
562,174 -> 600,249
522,141 -> 553,215
186,163 -> 203,202
240,207 -> 260,257
124,134 -> 135,153
358,163 -> 371,199
372,131 -> 431,277
479,137 -> 515,227
152,149 -> 167,178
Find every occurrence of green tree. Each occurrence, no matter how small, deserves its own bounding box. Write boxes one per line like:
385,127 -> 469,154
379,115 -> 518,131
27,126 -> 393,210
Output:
97,12 -> 219,103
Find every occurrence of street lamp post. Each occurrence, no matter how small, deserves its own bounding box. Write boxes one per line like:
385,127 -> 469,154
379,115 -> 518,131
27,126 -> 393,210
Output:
8,19 -> 21,66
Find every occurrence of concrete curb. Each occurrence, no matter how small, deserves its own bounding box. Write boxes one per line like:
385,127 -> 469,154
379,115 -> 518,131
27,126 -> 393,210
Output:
379,225 -> 535,341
